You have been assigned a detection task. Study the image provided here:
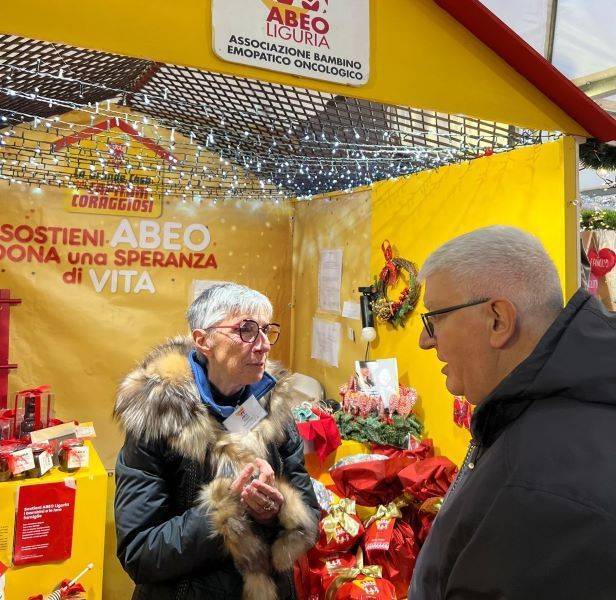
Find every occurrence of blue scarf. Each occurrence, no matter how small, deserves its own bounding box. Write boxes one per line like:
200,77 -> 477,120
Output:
188,351 -> 276,419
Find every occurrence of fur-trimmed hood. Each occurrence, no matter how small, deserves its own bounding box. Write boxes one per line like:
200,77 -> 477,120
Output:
114,336 -> 318,600
114,335 -> 298,467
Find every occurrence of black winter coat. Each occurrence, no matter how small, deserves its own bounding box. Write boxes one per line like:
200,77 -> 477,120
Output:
114,337 -> 320,600
410,290 -> 616,600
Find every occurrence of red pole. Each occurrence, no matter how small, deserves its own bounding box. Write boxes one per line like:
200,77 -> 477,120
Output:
0,289 -> 21,409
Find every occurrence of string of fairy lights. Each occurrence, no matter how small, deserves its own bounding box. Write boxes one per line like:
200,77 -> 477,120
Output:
0,54 -> 559,201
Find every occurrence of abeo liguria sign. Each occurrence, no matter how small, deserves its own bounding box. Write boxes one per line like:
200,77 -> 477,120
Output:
212,0 -> 370,86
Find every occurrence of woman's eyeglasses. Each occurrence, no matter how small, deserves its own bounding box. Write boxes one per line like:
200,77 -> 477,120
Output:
206,319 -> 281,345
421,298 -> 490,338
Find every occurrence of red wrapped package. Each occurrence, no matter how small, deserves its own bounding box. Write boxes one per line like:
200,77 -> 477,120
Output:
327,575 -> 397,600
325,551 -> 397,600
296,408 -> 342,463
362,503 -> 419,599
398,456 -> 457,502
315,499 -> 365,555
370,438 -> 434,460
330,456 -> 415,506
296,549 -> 358,600
405,497 -> 441,545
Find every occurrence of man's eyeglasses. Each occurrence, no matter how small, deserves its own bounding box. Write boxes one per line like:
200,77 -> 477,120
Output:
206,319 -> 281,345
421,298 -> 490,338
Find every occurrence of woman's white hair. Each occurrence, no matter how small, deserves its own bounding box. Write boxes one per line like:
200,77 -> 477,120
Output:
419,226 -> 563,321
186,282 -> 273,331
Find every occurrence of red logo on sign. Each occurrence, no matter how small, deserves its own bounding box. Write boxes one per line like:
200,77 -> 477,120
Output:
265,0 -> 331,47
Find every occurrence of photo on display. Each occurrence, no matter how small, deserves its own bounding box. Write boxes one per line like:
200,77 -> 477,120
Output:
355,358 -> 399,408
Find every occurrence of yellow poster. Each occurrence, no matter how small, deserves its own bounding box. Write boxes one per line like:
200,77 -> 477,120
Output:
1,183 -> 293,467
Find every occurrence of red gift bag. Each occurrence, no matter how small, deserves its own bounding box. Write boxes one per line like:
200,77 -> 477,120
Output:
297,549 -> 358,600
297,408 -> 342,463
362,503 -> 419,599
328,575 -> 397,600
330,456 -> 415,507
398,456 -> 457,502
325,551 -> 397,600
370,438 -> 434,460
315,499 -> 365,555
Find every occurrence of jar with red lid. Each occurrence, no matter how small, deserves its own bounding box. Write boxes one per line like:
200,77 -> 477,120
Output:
59,438 -> 85,473
0,450 -> 11,482
0,443 -> 28,481
25,442 -> 53,478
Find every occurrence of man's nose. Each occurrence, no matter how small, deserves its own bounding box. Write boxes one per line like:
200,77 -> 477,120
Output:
419,326 -> 435,350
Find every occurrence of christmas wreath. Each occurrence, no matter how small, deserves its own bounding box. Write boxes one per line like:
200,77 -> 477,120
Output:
372,241 -> 421,328
579,138 -> 616,171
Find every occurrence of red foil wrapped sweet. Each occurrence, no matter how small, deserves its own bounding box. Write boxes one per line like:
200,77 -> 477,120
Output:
315,499 -> 365,555
325,552 -> 397,600
296,549 -> 358,600
330,456 -> 416,507
370,438 -> 434,461
296,408 -> 342,463
398,456 -> 457,502
328,575 -> 397,600
361,503 -> 419,599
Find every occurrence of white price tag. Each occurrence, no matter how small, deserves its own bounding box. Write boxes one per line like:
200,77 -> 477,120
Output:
12,448 -> 35,474
67,446 -> 90,469
223,396 -> 267,433
75,422 -> 96,438
38,450 -> 53,475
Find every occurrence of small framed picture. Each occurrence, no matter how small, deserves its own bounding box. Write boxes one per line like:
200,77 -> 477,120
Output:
354,358 -> 399,408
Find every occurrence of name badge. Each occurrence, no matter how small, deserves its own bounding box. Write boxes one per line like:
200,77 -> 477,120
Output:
223,396 -> 268,433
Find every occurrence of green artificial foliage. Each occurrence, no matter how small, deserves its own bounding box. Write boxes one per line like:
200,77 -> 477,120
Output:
334,410 -> 423,449
579,139 -> 616,171
581,209 -> 616,231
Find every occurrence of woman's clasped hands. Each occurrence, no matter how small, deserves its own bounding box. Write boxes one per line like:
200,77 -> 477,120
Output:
230,457 -> 285,524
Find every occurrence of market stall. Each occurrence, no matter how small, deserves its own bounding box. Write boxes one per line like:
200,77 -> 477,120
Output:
0,1 -> 614,598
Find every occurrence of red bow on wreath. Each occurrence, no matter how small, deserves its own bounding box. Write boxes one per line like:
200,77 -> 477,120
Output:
379,240 -> 399,286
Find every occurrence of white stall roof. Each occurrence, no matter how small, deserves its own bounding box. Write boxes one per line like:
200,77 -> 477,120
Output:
480,0 -> 615,206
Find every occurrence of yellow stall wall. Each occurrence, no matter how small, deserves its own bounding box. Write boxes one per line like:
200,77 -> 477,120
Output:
290,189 -> 371,397
370,138 -> 578,464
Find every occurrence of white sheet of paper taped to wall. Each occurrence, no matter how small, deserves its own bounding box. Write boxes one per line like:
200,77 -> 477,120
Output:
318,249 -> 343,313
342,300 -> 361,320
311,318 -> 341,367
191,280 -> 228,302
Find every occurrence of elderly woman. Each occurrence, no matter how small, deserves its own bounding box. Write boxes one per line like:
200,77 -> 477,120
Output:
114,283 -> 320,600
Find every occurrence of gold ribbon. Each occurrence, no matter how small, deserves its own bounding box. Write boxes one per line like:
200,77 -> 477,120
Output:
364,501 -> 402,529
325,549 -> 383,600
419,496 -> 443,514
322,498 -> 360,543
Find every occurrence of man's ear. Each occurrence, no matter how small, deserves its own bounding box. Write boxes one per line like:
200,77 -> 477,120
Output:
487,299 -> 518,349
192,329 -> 212,357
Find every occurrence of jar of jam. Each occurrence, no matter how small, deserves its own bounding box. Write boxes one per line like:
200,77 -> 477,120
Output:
59,438 -> 85,473
0,451 -> 11,482
0,443 -> 28,481
25,443 -> 53,478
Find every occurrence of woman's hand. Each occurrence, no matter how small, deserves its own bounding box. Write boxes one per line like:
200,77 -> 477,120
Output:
238,458 -> 285,524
